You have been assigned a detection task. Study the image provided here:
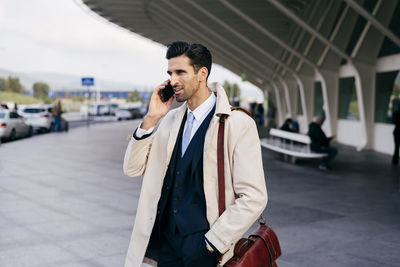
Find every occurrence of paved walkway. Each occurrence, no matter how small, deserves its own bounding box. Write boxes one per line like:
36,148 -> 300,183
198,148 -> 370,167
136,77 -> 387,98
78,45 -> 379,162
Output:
0,121 -> 399,267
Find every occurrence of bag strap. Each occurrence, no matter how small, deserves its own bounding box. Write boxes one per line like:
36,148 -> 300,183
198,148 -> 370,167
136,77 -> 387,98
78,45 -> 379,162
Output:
217,107 -> 251,216
217,107 -> 266,224
217,114 -> 228,216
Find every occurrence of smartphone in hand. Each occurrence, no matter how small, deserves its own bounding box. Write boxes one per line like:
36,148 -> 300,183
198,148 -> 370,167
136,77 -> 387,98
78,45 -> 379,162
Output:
160,81 -> 175,102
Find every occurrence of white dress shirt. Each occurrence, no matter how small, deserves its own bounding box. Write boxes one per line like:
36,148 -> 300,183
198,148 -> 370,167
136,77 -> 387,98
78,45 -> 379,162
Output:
135,93 -> 216,139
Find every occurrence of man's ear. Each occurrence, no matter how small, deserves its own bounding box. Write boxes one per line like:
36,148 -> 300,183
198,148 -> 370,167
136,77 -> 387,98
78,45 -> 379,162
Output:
198,67 -> 208,82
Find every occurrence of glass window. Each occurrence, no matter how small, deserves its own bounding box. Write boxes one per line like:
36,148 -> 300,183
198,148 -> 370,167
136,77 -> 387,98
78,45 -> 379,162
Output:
297,86 -> 303,115
313,82 -> 324,117
375,71 -> 400,123
23,108 -> 44,113
338,77 -> 359,120
0,113 -> 5,119
9,112 -> 18,119
378,1 -> 400,57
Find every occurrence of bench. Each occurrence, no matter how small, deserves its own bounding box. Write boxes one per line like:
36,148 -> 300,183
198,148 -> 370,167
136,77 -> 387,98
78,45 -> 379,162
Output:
260,128 -> 328,163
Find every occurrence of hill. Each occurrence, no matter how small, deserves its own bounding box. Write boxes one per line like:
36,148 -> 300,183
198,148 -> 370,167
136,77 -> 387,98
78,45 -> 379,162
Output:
0,68 -> 148,92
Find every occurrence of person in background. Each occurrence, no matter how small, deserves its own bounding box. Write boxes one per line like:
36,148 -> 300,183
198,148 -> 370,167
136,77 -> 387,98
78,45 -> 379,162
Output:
266,102 -> 276,137
52,100 -> 62,132
308,115 -> 338,171
256,103 -> 264,126
392,105 -> 400,165
291,120 -> 299,133
249,102 -> 257,120
280,118 -> 293,132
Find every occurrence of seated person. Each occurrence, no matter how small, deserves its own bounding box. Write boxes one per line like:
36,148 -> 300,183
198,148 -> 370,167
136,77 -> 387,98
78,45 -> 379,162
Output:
308,115 -> 338,170
280,118 -> 293,132
291,120 -> 299,133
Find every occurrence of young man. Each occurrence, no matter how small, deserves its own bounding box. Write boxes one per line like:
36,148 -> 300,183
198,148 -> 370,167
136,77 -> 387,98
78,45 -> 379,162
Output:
123,41 -> 267,267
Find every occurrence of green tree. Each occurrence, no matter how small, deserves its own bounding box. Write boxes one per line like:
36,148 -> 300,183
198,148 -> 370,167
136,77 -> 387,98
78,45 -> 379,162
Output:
232,83 -> 240,98
6,76 -> 24,93
393,84 -> 400,98
127,89 -> 143,102
33,82 -> 50,99
223,80 -> 232,99
0,77 -> 6,91
222,80 -> 240,101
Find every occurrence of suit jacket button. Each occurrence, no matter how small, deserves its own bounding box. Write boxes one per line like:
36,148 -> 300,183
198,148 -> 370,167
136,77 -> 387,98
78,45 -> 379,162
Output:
173,209 -> 178,213
177,171 -> 180,175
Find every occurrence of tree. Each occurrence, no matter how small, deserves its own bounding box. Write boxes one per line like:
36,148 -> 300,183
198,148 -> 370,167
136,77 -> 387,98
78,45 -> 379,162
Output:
0,77 -> 6,91
7,76 -> 24,93
127,89 -> 143,102
232,83 -> 240,98
222,80 -> 241,101
223,80 -> 232,99
394,84 -> 400,98
33,82 -> 50,99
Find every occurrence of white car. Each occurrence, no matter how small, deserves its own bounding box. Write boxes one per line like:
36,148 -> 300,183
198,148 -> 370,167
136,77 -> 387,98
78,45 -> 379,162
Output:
115,108 -> 132,120
19,105 -> 54,132
0,109 -> 33,141
88,103 -> 119,116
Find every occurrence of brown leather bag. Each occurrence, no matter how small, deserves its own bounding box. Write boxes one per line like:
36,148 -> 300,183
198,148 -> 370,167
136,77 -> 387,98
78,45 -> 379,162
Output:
217,111 -> 281,267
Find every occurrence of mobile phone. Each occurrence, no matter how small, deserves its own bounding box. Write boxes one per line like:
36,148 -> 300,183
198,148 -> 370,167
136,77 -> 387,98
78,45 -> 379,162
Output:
160,81 -> 175,102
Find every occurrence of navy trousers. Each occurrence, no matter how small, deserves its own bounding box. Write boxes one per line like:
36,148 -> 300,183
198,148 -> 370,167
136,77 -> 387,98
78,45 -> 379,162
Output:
321,146 -> 338,166
158,229 -> 217,267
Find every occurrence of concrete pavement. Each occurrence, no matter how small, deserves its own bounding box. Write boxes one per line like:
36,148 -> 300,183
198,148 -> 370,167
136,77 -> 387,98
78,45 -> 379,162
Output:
0,120 -> 399,267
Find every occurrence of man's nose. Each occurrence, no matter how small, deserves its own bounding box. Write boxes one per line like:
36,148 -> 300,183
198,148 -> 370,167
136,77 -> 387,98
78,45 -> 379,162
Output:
170,75 -> 179,87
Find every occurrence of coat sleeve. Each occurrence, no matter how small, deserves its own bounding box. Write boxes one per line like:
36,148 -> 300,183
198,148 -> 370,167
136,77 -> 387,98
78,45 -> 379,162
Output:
123,130 -> 154,177
205,116 -> 268,254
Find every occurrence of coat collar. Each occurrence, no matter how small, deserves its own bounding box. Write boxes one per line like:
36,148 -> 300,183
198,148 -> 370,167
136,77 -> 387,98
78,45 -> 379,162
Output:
165,82 -> 231,166
208,82 -> 232,117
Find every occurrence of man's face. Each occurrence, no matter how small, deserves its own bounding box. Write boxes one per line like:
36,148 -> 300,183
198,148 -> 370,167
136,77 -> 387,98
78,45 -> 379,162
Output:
167,55 -> 200,103
317,118 -> 325,125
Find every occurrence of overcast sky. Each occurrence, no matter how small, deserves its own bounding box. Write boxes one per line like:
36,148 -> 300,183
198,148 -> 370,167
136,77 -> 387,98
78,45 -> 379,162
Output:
0,0 -> 263,99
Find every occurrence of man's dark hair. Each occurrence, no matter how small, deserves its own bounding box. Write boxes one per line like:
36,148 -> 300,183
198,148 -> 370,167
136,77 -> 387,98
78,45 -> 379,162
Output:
166,41 -> 212,79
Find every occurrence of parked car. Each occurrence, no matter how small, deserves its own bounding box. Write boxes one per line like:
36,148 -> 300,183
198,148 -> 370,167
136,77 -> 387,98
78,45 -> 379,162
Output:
0,109 -> 33,141
19,105 -> 54,132
129,107 -> 143,119
88,103 -> 119,116
115,108 -> 132,121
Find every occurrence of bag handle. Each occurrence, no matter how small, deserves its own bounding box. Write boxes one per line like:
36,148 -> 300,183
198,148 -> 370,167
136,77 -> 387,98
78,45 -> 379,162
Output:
250,234 -> 275,267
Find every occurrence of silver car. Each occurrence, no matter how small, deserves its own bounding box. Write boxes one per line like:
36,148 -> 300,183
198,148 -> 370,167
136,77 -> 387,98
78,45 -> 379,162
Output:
19,105 -> 54,132
0,109 -> 33,141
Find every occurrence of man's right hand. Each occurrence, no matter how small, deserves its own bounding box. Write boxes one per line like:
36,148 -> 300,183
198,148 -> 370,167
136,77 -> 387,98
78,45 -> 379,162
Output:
140,80 -> 174,130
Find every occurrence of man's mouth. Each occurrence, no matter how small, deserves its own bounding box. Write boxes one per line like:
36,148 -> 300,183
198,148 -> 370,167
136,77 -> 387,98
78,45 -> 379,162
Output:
174,87 -> 183,94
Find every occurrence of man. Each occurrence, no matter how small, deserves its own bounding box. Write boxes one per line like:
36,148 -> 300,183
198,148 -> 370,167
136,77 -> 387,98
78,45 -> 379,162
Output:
123,41 -> 267,267
308,115 -> 338,170
52,100 -> 62,132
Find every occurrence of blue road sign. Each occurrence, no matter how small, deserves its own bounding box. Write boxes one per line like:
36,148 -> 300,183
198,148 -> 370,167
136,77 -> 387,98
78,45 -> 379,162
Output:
81,77 -> 94,86
48,91 -> 54,98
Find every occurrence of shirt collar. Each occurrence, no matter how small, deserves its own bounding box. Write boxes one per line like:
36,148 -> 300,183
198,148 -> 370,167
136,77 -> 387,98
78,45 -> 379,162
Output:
187,92 -> 216,122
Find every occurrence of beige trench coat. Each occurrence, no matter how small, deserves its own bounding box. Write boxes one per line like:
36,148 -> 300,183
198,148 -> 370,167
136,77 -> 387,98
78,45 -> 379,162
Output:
123,82 -> 268,267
